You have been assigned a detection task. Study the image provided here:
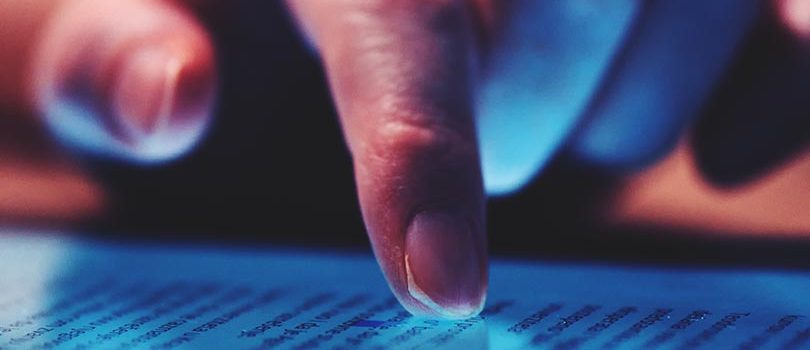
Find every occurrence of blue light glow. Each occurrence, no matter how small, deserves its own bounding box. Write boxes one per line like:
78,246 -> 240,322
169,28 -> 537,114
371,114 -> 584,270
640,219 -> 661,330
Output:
477,0 -> 639,195
571,0 -> 761,167
41,90 -> 209,164
1,231 -> 810,349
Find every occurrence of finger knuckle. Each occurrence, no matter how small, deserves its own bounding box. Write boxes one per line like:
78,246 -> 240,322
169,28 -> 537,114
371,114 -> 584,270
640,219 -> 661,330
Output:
371,118 -> 477,166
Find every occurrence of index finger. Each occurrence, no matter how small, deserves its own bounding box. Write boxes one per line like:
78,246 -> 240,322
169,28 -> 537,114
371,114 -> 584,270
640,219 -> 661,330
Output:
288,0 -> 487,318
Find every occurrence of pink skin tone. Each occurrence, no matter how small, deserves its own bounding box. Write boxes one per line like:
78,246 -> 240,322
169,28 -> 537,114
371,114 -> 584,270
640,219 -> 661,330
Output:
30,0 -> 216,160
289,0 -> 488,318
0,0 -> 807,318
779,0 -> 810,38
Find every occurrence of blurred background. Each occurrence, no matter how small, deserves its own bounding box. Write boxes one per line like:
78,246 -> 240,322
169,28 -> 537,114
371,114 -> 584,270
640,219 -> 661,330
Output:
0,0 -> 808,266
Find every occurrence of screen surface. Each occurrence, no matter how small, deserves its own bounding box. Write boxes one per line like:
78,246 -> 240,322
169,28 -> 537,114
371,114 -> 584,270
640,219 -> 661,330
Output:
0,230 -> 807,349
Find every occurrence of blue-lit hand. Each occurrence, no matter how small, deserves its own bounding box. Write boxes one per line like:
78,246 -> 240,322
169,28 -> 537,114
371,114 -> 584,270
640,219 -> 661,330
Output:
0,0 -> 806,320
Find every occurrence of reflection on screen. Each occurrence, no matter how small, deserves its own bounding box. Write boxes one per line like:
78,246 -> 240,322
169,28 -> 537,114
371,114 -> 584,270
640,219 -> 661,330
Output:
0,230 -> 808,349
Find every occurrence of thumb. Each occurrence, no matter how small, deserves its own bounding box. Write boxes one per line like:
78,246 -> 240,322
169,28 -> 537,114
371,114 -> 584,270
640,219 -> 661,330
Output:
23,0 -> 216,162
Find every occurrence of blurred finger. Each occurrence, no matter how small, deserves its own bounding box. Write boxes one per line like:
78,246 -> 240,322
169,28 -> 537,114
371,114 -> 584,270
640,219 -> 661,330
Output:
289,0 -> 487,318
693,2 -> 810,186
28,0 -> 216,162
779,0 -> 810,38
570,0 -> 761,168
474,1 -> 638,195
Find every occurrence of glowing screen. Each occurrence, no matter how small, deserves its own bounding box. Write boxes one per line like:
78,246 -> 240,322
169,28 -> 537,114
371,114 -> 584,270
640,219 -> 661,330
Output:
0,231 -> 808,349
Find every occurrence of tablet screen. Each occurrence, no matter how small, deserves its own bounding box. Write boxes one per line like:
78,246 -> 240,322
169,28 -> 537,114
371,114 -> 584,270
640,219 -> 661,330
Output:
0,231 -> 807,349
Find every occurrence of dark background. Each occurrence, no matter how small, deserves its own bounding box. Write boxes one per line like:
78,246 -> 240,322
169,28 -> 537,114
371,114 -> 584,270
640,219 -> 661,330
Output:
79,1 -> 809,268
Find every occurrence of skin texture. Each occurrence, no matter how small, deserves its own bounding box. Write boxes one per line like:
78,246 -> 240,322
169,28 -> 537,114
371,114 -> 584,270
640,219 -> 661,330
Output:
0,0 -> 222,224
288,0 -> 487,318
0,0 -> 808,319
29,0 -> 216,161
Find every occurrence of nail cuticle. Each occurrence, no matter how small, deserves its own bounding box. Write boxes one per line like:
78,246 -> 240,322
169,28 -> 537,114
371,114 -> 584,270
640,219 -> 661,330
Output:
403,211 -> 485,319
405,253 -> 485,319
103,40 -> 214,161
112,45 -> 182,142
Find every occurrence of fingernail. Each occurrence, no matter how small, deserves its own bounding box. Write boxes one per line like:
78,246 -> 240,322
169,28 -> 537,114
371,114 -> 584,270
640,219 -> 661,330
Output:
113,46 -> 179,137
405,212 -> 486,319
111,43 -> 214,161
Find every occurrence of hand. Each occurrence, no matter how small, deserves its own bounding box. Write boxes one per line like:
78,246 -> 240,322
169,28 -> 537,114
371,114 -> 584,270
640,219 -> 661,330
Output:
1,0 -> 807,320
1,0 -> 484,319
284,0 -> 804,319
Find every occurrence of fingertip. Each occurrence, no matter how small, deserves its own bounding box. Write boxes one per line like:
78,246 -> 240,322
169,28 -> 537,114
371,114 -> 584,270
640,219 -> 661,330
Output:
294,0 -> 488,320
110,37 -> 216,162
568,0 -> 759,170
402,211 -> 487,319
31,0 -> 216,163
